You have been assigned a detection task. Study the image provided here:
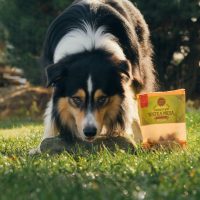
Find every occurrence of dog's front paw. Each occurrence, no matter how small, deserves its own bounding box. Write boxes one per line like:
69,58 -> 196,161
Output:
29,147 -> 41,155
40,137 -> 68,154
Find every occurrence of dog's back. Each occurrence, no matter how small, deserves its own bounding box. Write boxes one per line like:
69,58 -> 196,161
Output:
42,0 -> 156,93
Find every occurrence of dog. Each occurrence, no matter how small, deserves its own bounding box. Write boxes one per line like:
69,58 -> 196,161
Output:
30,0 -> 156,154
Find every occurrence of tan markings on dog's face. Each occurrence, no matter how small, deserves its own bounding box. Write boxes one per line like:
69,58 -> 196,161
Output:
94,89 -> 106,100
69,89 -> 86,107
74,89 -> 85,99
57,98 -> 76,131
68,89 -> 86,137
104,95 -> 122,121
57,89 -> 87,139
57,88 -> 122,140
71,106 -> 85,136
94,90 -> 122,133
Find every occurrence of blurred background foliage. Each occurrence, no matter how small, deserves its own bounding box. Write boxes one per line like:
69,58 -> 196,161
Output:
0,0 -> 199,98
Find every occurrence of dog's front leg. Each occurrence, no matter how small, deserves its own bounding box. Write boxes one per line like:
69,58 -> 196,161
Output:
29,100 -> 59,155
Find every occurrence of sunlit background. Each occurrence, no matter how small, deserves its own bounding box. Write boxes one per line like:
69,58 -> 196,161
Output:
0,0 -> 199,119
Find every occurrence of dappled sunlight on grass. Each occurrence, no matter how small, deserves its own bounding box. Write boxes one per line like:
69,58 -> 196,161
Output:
0,112 -> 200,199
0,124 -> 42,138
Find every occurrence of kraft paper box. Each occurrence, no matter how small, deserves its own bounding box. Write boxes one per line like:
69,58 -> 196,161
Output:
137,89 -> 187,148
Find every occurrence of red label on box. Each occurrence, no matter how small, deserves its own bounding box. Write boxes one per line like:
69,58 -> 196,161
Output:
139,94 -> 148,108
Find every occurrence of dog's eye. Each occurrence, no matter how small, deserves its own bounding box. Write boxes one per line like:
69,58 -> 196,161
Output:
71,97 -> 83,107
96,96 -> 108,107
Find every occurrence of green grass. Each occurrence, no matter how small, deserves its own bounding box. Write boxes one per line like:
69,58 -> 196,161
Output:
0,113 -> 200,200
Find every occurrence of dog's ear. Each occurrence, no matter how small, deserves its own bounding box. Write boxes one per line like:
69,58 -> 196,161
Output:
118,60 -> 144,92
132,67 -> 144,92
46,63 -> 66,87
118,60 -> 133,82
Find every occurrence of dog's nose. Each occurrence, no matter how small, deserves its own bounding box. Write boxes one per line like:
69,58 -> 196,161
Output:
83,127 -> 97,137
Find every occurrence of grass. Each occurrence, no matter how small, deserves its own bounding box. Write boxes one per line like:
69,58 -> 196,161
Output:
0,113 -> 200,200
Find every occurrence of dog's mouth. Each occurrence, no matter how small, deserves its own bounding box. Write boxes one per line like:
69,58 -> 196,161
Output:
84,136 -> 96,143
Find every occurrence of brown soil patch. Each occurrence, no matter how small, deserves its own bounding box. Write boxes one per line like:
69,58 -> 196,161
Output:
0,85 -> 52,119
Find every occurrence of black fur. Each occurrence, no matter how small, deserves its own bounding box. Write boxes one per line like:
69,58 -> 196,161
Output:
42,0 -> 155,91
41,0 -> 156,142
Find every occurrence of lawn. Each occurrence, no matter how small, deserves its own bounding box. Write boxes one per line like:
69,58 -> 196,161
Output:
0,112 -> 200,200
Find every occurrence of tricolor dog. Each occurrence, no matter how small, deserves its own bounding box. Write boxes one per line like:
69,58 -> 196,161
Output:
30,0 -> 156,154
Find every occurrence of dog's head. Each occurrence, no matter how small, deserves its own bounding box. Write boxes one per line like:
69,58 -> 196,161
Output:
47,50 -> 132,142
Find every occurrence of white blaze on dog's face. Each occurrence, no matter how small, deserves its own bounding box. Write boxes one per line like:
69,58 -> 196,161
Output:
81,76 -> 98,141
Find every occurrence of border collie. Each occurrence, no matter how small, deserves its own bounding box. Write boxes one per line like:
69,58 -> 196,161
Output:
30,0 -> 156,154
